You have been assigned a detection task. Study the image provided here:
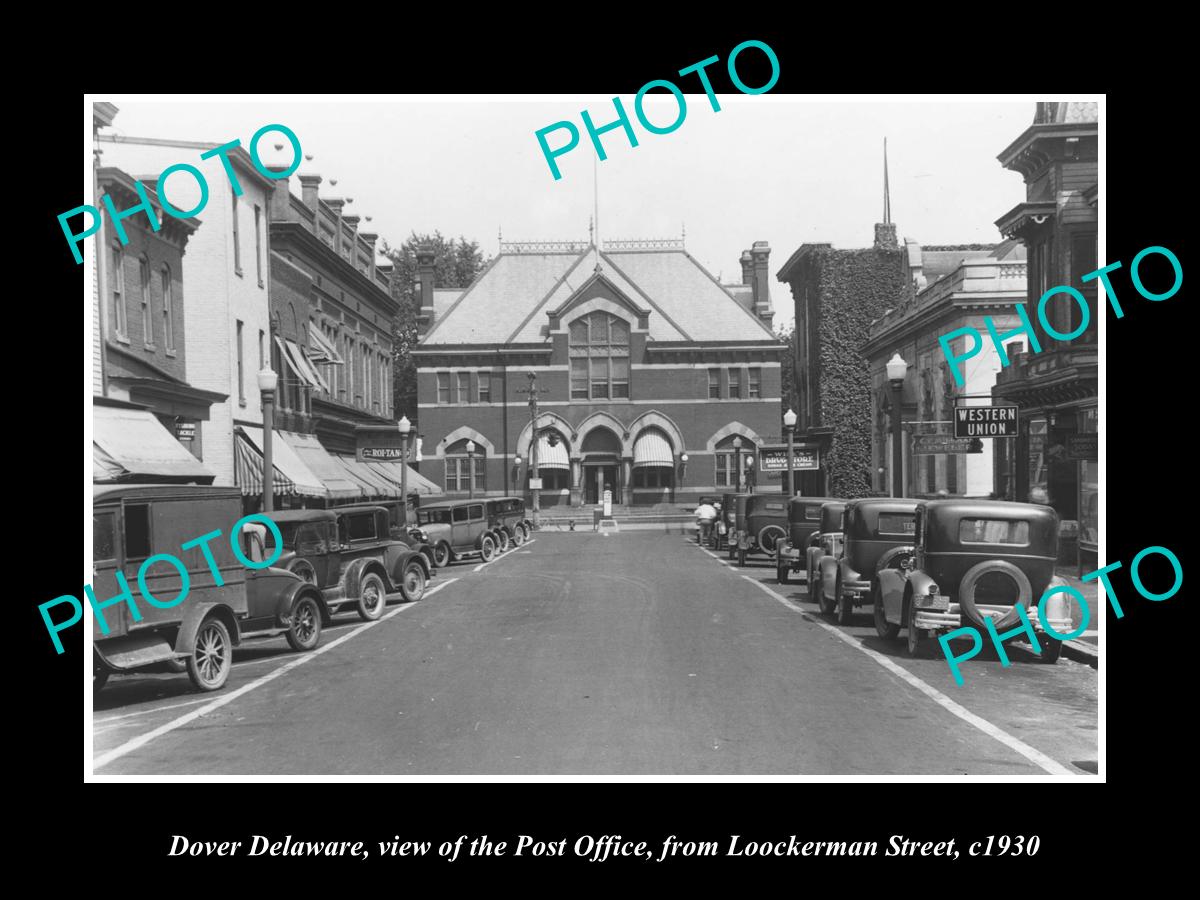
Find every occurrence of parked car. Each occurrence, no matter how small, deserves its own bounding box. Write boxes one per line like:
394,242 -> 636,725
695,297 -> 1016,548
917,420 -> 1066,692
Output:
486,497 -> 533,551
874,499 -> 1071,663
416,500 -> 502,566
267,507 -> 432,621
775,496 -> 841,586
811,498 -> 922,624
92,485 -> 327,694
803,501 -> 847,612
333,501 -> 437,571
734,494 -> 789,567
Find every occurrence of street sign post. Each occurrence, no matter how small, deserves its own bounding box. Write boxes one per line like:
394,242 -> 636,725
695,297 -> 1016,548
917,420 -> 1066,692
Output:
913,435 -> 976,455
953,403 -> 1018,438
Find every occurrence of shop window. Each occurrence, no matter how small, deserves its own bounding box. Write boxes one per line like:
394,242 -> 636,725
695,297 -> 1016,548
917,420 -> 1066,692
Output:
633,467 -> 673,488
1028,418 -> 1049,504
569,311 -> 631,400
537,469 -> 569,490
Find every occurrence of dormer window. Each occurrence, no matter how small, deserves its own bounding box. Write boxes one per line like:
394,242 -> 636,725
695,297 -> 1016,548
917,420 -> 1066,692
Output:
569,311 -> 630,400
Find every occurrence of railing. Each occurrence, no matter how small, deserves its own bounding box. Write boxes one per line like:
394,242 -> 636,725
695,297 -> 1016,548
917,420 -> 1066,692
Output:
499,240 -> 587,254
604,238 -> 685,251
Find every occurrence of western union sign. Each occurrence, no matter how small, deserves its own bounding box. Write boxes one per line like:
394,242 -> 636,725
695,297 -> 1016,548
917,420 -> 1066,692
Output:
953,404 -> 1018,438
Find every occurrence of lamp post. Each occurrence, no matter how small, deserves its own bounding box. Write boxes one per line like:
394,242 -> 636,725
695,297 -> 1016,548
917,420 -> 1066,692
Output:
745,455 -> 756,493
513,454 -> 522,489
732,436 -> 743,491
466,439 -> 476,500
679,452 -> 688,501
398,415 -> 411,524
257,368 -> 278,513
783,408 -> 798,497
526,372 -> 541,528
886,352 -> 908,498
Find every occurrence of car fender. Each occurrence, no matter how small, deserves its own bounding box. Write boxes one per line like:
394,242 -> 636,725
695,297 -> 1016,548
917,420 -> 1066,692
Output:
839,559 -> 862,586
906,569 -> 939,601
877,568 -> 908,623
272,578 -> 329,625
391,550 -> 430,585
805,545 -> 822,577
876,545 -> 916,574
174,602 -> 241,654
342,557 -> 391,597
819,555 -> 838,598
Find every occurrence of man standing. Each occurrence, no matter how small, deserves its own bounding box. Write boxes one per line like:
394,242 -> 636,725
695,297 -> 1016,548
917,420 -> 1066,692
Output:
695,499 -> 717,544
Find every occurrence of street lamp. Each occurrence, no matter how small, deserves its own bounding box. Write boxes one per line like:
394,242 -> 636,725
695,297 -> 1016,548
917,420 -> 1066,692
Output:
745,454 -> 756,492
466,439 -> 476,500
513,454 -> 522,489
783,408 -> 798,497
257,368 -> 278,513
886,352 -> 908,498
732,436 -> 743,491
398,415 -> 411,524
679,452 -> 688,498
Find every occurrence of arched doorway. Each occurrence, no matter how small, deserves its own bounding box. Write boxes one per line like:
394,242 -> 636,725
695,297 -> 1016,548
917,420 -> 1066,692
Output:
632,426 -> 676,504
580,426 -> 621,505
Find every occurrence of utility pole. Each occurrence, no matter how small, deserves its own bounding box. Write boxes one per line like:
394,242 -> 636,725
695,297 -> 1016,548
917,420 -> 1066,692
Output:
519,372 -> 542,528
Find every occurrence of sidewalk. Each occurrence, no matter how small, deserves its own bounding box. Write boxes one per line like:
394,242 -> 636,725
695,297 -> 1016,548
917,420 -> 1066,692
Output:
1054,565 -> 1099,666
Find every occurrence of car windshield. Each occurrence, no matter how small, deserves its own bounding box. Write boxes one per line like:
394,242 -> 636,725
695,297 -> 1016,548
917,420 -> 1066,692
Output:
275,522 -> 303,549
419,509 -> 452,525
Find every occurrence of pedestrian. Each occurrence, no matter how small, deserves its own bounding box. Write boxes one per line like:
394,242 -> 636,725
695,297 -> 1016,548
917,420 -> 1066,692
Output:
695,499 -> 717,544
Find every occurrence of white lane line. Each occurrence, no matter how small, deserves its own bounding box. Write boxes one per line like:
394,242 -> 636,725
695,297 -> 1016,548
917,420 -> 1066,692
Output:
473,539 -> 537,572
92,579 -> 458,772
696,546 -> 1075,777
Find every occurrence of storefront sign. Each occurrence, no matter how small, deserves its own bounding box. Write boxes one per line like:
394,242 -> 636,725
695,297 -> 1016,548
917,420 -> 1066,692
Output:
953,404 -> 1018,438
1067,434 -> 1098,460
758,446 -> 819,472
529,478 -> 544,490
175,422 -> 196,441
361,447 -> 405,460
355,424 -> 405,463
913,435 -> 977,455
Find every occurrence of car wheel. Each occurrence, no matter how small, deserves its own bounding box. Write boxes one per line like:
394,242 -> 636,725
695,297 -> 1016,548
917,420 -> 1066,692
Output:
873,584 -> 900,641
286,595 -> 322,652
480,536 -> 496,563
1038,636 -> 1063,665
738,548 -> 747,567
836,578 -> 853,625
496,530 -> 510,553
816,577 -> 834,615
356,572 -> 387,621
289,560 -> 317,584
906,597 -> 934,659
777,559 -> 790,585
186,616 -> 233,692
512,527 -> 525,547
433,542 -> 451,568
400,561 -> 426,603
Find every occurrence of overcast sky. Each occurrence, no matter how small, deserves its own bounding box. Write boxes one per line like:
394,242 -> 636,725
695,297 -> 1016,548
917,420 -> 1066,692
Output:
101,96 -> 1044,330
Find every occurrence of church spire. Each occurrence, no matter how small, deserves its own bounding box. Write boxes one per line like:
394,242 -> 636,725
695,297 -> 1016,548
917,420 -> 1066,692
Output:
883,137 -> 891,225
874,137 -> 899,250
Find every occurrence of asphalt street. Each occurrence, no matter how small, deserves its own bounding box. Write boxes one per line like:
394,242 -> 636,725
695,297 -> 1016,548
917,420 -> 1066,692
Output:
92,532 -> 1099,775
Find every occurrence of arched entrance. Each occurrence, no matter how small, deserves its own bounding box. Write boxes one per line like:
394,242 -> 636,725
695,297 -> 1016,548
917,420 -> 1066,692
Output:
580,426 -> 622,505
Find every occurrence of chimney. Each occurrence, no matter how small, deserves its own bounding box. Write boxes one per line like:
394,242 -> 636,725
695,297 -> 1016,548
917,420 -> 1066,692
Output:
361,232 -> 378,281
266,167 -> 293,221
415,245 -> 436,332
874,222 -> 898,250
740,250 -> 753,285
750,240 -> 773,324
344,214 -> 360,266
326,198 -> 345,254
299,174 -> 321,213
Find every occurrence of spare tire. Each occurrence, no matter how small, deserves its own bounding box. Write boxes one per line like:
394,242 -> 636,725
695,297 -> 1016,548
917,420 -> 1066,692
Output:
957,559 -> 1033,632
875,546 -> 915,574
757,524 -> 787,554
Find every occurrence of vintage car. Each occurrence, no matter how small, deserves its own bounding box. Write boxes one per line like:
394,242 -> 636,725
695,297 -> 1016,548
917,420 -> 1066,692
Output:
874,499 -> 1072,663
416,500 -> 503,566
92,485 -> 328,693
333,502 -> 437,571
811,499 -> 921,624
775,496 -> 841,586
486,496 -> 534,551
802,502 -> 847,611
268,507 -> 432,621
734,494 -> 790,567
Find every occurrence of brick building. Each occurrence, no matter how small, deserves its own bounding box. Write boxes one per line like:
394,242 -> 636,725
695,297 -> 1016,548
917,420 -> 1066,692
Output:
991,101 -> 1098,569
413,238 -> 785,507
776,222 -> 908,498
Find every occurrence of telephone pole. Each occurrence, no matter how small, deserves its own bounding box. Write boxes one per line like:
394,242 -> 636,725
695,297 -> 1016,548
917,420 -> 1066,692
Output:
519,372 -> 542,527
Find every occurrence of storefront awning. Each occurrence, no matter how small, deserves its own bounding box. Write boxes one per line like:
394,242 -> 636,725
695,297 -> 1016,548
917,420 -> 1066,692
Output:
277,431 -> 362,500
536,434 -> 570,471
93,405 -> 215,483
237,426 -> 326,498
632,429 -> 675,469
332,455 -> 399,499
277,337 -> 330,394
362,459 -> 443,496
235,430 -> 298,498
307,323 -> 345,365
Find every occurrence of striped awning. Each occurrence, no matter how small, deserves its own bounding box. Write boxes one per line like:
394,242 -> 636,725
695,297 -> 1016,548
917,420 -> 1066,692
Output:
235,429 -> 298,498
536,434 -> 570,471
332,455 -> 400,499
633,428 -> 675,468
278,337 -> 330,394
307,322 -> 345,365
277,431 -> 362,500
236,426 -> 325,498
362,459 -> 443,496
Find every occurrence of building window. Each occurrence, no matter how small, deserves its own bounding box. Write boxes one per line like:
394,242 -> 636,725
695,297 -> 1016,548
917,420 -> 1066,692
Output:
715,454 -> 735,487
569,311 -> 630,400
728,368 -> 741,399
254,204 -> 264,286
139,256 -> 153,347
457,372 -> 471,404
444,447 -> 485,493
708,368 -> 720,399
478,371 -> 491,403
236,319 -> 245,405
715,435 -> 756,488
161,266 -> 175,352
749,367 -> 761,399
111,243 -> 127,339
232,190 -> 242,274
632,467 -> 672,488
926,454 -> 936,494
437,372 -> 450,404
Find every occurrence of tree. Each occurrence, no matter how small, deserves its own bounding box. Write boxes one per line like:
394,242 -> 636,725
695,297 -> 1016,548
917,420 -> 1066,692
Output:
776,322 -> 800,427
382,231 -> 489,428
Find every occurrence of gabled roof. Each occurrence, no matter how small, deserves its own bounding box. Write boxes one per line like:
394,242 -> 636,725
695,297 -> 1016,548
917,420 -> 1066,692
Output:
420,243 -> 774,345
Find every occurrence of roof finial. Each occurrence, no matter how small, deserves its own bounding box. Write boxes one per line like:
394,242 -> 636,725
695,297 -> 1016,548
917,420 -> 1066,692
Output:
593,146 -> 600,252
681,221 -> 686,246
883,137 -> 891,225
498,225 -> 503,243
588,215 -> 594,245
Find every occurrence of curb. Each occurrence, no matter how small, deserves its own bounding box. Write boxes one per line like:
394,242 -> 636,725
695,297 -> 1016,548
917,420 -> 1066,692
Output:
1062,639 -> 1098,667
